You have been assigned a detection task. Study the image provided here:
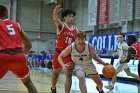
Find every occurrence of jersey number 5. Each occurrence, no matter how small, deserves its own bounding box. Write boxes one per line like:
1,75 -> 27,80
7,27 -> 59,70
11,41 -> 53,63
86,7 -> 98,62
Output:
6,24 -> 16,35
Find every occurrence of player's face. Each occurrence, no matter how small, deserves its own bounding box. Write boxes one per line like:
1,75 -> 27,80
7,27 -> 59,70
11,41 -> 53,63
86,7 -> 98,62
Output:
75,37 -> 86,46
65,14 -> 74,23
118,35 -> 124,43
127,38 -> 133,46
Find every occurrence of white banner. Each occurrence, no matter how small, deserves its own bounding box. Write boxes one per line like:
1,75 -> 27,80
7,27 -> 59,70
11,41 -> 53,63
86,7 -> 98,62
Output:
109,0 -> 120,23
88,0 -> 97,25
121,0 -> 133,21
135,0 -> 140,19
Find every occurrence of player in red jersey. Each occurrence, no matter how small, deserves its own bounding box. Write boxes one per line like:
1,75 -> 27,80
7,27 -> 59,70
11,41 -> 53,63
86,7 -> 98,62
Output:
51,5 -> 78,93
121,35 -> 140,76
0,5 -> 37,93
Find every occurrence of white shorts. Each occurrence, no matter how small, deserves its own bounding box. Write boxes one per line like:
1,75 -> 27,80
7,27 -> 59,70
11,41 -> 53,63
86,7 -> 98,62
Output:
116,62 -> 129,72
74,64 -> 98,75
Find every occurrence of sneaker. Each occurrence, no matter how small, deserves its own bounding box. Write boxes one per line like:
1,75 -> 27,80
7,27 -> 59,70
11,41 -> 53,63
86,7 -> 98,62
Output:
51,87 -> 56,93
96,86 -> 104,93
104,85 -> 114,90
135,80 -> 140,86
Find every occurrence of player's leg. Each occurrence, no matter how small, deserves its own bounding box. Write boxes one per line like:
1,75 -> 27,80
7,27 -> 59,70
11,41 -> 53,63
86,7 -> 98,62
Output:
105,63 -> 123,89
0,54 -> 8,79
51,69 -> 61,91
124,68 -> 140,80
51,51 -> 61,93
75,67 -> 87,93
64,62 -> 74,93
32,59 -> 36,68
109,70 -> 119,87
123,63 -> 140,80
11,53 -> 37,93
88,74 -> 104,93
21,75 -> 37,93
86,65 -> 104,93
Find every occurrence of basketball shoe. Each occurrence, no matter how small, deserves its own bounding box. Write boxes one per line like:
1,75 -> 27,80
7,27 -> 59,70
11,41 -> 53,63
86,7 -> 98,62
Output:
104,85 -> 114,90
96,86 -> 104,93
51,87 -> 56,93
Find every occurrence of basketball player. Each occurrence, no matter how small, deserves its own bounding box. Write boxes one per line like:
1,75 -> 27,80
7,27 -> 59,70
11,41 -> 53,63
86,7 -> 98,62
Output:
121,36 -> 140,93
105,33 -> 140,90
0,5 -> 37,93
132,37 -> 140,76
51,5 -> 78,93
58,31 -> 108,93
120,35 -> 140,74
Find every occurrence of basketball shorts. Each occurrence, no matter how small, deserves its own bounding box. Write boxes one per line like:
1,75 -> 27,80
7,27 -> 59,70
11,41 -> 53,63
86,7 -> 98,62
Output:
52,51 -> 72,69
0,53 -> 29,79
74,64 -> 98,75
116,62 -> 129,72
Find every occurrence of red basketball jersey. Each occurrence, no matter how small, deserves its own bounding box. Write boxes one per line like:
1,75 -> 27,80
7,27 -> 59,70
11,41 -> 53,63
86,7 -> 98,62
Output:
132,43 -> 140,60
0,19 -> 22,50
55,23 -> 77,50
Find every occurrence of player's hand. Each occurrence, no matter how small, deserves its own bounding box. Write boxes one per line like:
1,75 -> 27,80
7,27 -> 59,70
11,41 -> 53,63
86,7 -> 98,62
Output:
121,55 -> 126,60
53,5 -> 62,14
112,52 -> 117,57
104,63 -> 109,66
120,61 -> 125,64
62,64 -> 68,73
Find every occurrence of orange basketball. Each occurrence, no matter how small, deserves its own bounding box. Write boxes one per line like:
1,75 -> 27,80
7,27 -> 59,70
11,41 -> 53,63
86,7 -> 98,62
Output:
102,65 -> 115,78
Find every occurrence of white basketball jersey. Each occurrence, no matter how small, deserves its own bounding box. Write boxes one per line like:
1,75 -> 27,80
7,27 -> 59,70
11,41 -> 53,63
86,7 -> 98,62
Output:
71,41 -> 98,75
71,41 -> 92,66
117,42 -> 128,60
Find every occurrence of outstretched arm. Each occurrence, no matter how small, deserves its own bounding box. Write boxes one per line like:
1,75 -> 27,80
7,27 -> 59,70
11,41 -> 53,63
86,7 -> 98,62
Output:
89,44 -> 107,66
53,5 -> 63,33
120,47 -> 136,63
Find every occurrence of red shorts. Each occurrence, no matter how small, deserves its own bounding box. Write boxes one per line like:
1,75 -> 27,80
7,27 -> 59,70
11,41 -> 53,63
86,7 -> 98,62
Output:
52,51 -> 72,69
0,53 -> 29,79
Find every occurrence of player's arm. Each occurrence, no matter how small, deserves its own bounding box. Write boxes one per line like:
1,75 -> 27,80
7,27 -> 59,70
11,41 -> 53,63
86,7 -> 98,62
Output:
53,5 -> 63,33
113,49 -> 119,57
21,30 -> 32,54
121,47 -> 136,63
58,45 -> 71,67
89,44 -> 107,66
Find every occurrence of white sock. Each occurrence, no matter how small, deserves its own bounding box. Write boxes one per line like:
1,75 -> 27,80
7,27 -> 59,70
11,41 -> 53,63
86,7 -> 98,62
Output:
111,83 -> 114,86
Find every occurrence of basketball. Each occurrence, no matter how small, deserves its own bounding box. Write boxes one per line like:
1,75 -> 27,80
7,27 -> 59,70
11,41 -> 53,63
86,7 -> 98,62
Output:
102,65 -> 115,78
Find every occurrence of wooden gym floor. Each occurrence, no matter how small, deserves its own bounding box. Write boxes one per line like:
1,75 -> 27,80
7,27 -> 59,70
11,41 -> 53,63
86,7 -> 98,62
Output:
0,69 -> 139,93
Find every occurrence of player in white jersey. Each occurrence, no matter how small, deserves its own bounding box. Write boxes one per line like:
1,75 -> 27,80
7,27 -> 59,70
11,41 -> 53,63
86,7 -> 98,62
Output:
105,33 -> 140,90
116,41 -> 129,72
58,31 -> 108,93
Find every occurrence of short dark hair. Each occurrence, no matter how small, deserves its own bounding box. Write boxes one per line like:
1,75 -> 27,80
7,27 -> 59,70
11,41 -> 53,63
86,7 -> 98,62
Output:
0,5 -> 8,17
118,32 -> 125,38
62,9 -> 76,18
127,35 -> 136,43
0,5 -> 6,12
